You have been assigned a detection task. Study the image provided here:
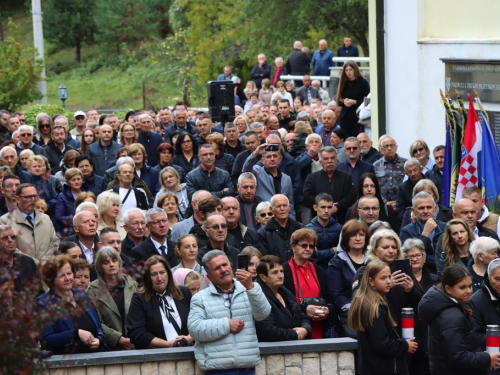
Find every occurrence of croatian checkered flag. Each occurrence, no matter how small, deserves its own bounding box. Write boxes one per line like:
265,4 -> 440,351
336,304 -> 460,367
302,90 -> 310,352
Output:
456,94 -> 482,201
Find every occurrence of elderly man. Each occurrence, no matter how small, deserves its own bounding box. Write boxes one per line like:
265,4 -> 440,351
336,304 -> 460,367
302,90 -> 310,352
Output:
303,146 -> 357,225
70,110 -> 87,142
198,213 -> 241,272
0,174 -> 20,215
235,172 -> 262,230
0,224 -> 39,293
462,187 -> 500,237
337,136 -> 375,189
15,125 -> 46,157
121,208 -> 147,257
396,158 -> 425,220
425,145 -> 445,204
312,80 -> 330,103
217,65 -> 234,81
110,163 -> 149,213
373,136 -> 407,208
221,196 -> 261,251
157,106 -> 173,132
0,147 -> 32,183
86,124 -> 122,177
163,108 -> 197,144
243,142 -> 295,218
400,192 -> 446,273
312,39 -> 335,77
137,114 -> 163,167
67,210 -> 100,264
285,40 -> 311,87
296,75 -> 319,103
185,144 -> 235,202
0,183 -> 59,264
258,194 -> 304,261
44,126 -> 78,174
272,57 -> 288,86
188,250 -> 271,373
452,198 -> 499,240
1,115 -> 20,142
170,190 -> 212,243
129,208 -> 177,266
318,109 -> 336,147
251,54 -> 271,90
357,132 -> 382,164
105,114 -> 121,137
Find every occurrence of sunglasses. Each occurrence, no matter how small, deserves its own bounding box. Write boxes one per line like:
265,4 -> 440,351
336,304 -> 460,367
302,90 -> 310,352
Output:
75,116 -> 85,120
259,212 -> 273,218
1,235 -> 17,241
413,147 -> 425,154
40,124 -> 51,129
20,133 -> 32,137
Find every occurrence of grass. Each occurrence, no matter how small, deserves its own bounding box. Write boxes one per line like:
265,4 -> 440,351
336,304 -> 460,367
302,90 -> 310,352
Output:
3,8 -> 207,111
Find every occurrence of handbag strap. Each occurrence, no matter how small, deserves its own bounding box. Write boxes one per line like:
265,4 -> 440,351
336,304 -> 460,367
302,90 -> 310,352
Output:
121,188 -> 132,204
293,259 -> 321,301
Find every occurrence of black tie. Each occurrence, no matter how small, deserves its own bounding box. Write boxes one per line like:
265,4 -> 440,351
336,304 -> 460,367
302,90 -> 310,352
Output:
26,215 -> 34,227
159,245 -> 167,258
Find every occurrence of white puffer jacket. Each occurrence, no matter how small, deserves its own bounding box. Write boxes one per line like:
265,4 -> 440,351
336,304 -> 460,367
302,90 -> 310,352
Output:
188,280 -> 271,371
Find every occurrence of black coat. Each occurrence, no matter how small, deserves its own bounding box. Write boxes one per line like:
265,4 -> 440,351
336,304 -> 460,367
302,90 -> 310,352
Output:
288,133 -> 308,158
396,178 -> 417,221
303,169 -> 357,225
214,151 -> 235,174
129,237 -> 178,268
121,235 -> 146,258
357,303 -> 409,375
198,242 -> 240,273
110,186 -> 150,211
338,77 -> 370,137
258,217 -> 304,262
251,62 -> 271,90
223,140 -> 245,160
43,140 -> 78,174
2,253 -> 40,293
236,195 -> 263,230
255,281 -> 311,342
232,150 -> 251,187
285,49 -> 311,75
360,147 -> 382,164
424,165 -> 444,204
82,171 -> 107,197
127,286 -> 191,349
418,286 -> 491,375
171,154 -> 200,176
163,122 -> 198,144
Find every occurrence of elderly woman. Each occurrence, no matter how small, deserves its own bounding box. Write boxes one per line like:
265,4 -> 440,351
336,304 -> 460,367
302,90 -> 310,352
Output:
435,218 -> 475,277
157,192 -> 181,234
469,258 -> 500,355
35,115 -> 53,146
271,81 -> 293,107
255,255 -> 311,341
119,122 -> 138,147
282,228 -> 333,339
36,255 -> 105,354
19,149 -> 34,170
127,143 -> 160,198
409,139 -> 435,175
96,191 -> 126,239
468,237 -> 500,292
54,150 -> 81,183
205,133 -> 235,174
171,234 -> 207,286
55,168 -> 86,235
234,115 -> 250,139
330,128 -> 348,163
171,133 -> 200,175
401,179 -> 453,227
255,201 -> 273,231
27,155 -> 58,211
87,247 -> 138,350
74,259 -> 92,290
153,167 -> 188,218
127,255 -> 193,349
155,143 -> 186,182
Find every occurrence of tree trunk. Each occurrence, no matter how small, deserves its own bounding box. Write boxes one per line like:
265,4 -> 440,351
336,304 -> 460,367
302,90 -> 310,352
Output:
75,41 -> 81,63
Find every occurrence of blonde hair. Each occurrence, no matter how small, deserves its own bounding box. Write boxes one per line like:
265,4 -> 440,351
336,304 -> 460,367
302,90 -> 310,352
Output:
366,229 -> 402,262
119,122 -> 138,144
26,155 -> 45,169
184,271 -> 202,287
96,191 -> 122,221
127,143 -> 147,163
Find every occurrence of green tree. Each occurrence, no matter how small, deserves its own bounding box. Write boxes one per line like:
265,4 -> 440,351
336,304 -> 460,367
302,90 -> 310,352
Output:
0,20 -> 43,112
43,0 -> 96,63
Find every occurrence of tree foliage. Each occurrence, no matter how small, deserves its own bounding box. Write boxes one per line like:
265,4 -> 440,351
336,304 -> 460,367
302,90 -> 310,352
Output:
0,20 -> 43,113
42,0 -> 96,63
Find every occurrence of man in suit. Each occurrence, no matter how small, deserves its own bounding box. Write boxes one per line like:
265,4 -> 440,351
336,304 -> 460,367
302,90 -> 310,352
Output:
295,75 -> 319,103
130,208 -> 177,267
67,210 -> 100,265
121,208 -> 147,257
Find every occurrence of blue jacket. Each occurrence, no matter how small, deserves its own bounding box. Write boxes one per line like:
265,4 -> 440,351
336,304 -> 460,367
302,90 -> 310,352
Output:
306,216 -> 341,270
86,141 -> 122,177
311,48 -> 335,76
135,164 -> 160,198
32,175 -> 58,211
336,159 -> 375,188
138,130 -> 163,167
36,288 -> 105,354
83,171 -> 107,197
55,184 -> 79,230
400,219 -> 446,273
185,166 -> 235,202
336,44 -> 359,66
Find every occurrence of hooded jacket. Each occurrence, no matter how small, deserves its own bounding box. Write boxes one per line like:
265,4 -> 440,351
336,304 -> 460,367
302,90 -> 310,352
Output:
418,286 -> 490,375
306,216 -> 342,270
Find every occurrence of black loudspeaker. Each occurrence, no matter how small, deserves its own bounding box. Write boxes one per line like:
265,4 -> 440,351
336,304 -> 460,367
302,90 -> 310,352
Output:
207,81 -> 235,123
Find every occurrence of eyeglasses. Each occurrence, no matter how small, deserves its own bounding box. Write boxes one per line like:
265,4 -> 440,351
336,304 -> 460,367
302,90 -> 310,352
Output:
20,133 -> 32,137
358,206 -> 380,212
406,253 -> 424,260
345,147 -> 358,151
19,195 -> 37,200
297,243 -> 314,249
209,224 -> 228,230
0,235 -> 17,241
259,212 -> 273,218
19,119 -> 26,123
40,124 -> 51,129
382,144 -> 397,149
413,147 -> 425,154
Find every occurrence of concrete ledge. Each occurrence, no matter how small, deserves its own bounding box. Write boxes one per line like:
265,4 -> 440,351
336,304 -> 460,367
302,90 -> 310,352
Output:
45,338 -> 357,368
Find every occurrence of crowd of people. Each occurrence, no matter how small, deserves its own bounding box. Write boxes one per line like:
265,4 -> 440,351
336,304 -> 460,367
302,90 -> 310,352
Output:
0,37 -> 499,375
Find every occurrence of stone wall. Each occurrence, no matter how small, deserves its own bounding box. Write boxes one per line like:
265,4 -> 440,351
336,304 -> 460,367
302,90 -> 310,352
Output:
44,339 -> 356,375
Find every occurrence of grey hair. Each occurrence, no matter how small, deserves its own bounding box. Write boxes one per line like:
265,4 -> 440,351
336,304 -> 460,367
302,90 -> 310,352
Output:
274,57 -> 284,63
202,249 -> 229,274
270,194 -> 289,208
404,157 -> 422,170
73,210 -> 92,226
297,111 -> 310,121
255,201 -> 271,216
94,246 -> 123,280
0,146 -> 16,159
145,207 -> 166,223
172,108 -> 187,117
319,146 -> 337,157
123,208 -> 145,225
116,156 -> 135,169
487,258 -> 500,280
0,224 -> 14,233
305,133 -> 322,145
138,113 -> 152,122
412,191 -> 435,209
18,125 -> 33,134
54,115 -> 69,125
345,136 -> 360,146
368,220 -> 391,235
413,179 -> 439,200
470,237 -> 500,263
237,172 -> 257,186
266,134 -> 281,144
401,238 -> 426,257
75,202 -> 98,214
19,149 -> 35,157
249,122 -> 264,131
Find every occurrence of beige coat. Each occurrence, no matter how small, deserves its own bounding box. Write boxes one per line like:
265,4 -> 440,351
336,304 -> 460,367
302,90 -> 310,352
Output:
1,209 -> 60,264
97,220 -> 127,240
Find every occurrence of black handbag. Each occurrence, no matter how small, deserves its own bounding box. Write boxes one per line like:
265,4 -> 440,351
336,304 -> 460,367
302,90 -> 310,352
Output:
292,260 -> 328,307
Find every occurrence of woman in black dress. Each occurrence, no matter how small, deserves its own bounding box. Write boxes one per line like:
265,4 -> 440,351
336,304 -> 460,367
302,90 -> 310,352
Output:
336,60 -> 370,137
